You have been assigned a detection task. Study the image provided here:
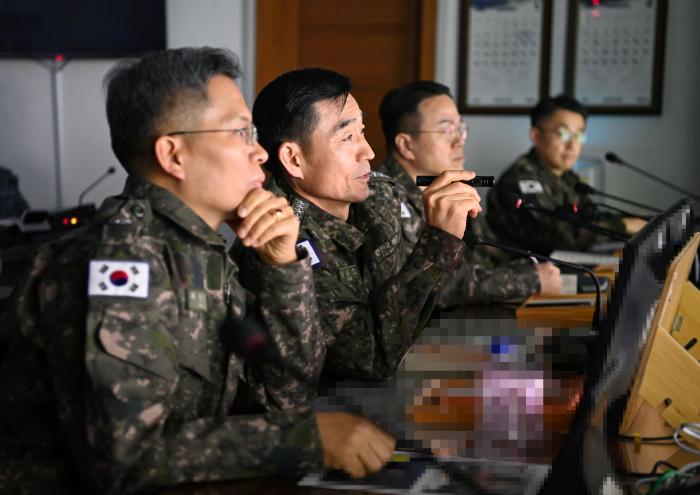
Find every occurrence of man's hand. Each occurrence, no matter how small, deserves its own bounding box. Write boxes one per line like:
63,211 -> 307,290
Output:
536,262 -> 562,295
422,170 -> 482,239
316,412 -> 396,478
622,217 -> 646,235
230,189 -> 299,265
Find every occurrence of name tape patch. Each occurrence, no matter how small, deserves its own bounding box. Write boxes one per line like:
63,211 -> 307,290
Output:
88,260 -> 150,298
374,232 -> 400,260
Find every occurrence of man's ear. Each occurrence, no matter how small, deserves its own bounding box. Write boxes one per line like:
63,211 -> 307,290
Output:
153,135 -> 186,180
278,141 -> 305,179
394,133 -> 416,162
529,126 -> 540,147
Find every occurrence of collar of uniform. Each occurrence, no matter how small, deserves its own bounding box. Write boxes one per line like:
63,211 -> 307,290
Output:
523,148 -> 562,182
307,201 -> 365,252
378,156 -> 424,215
267,174 -> 365,252
526,148 -> 580,186
122,175 -> 226,247
267,174 -> 308,221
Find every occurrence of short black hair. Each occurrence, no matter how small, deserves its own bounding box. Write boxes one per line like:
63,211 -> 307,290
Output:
379,80 -> 452,154
252,68 -> 351,176
530,94 -> 588,128
104,47 -> 242,172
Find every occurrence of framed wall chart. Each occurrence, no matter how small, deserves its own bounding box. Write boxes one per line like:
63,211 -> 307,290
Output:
458,0 -> 552,114
565,0 -> 667,114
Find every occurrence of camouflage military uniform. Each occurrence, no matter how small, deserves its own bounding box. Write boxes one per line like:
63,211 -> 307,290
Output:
236,173 -> 464,381
0,176 -> 324,495
487,149 -> 626,255
378,157 -> 540,306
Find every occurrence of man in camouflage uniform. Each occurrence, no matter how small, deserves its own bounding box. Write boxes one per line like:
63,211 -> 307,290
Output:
487,94 -> 644,255
0,48 -> 394,494
378,81 -> 563,306
247,68 -> 481,381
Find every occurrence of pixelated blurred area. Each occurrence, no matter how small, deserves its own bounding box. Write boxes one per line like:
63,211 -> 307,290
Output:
319,318 -> 589,465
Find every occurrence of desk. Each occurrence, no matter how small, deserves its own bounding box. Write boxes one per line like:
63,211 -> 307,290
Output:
164,311 -> 589,494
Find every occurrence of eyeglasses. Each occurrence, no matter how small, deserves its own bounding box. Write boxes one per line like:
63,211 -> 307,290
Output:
539,126 -> 587,144
414,120 -> 468,142
166,123 -> 259,146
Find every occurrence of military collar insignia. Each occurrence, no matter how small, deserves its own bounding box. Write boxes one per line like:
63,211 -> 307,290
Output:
369,170 -> 392,182
291,197 -> 308,220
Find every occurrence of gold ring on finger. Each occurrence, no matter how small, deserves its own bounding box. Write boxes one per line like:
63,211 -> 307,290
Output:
269,208 -> 283,222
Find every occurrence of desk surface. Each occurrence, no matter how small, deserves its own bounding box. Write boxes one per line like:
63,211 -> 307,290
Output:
163,312 -> 589,494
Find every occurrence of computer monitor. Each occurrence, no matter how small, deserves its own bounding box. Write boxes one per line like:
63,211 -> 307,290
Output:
0,0 -> 166,58
539,199 -> 695,495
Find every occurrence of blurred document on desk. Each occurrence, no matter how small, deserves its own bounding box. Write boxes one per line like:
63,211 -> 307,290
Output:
550,250 -> 620,267
298,453 -> 549,495
589,241 -> 625,253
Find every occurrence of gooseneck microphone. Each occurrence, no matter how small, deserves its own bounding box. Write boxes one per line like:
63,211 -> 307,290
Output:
605,152 -> 700,202
502,191 -> 629,242
580,199 -> 651,220
464,230 -> 602,331
573,182 -> 661,215
78,166 -> 116,205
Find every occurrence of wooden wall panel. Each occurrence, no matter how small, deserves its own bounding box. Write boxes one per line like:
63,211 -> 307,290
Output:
256,0 -> 436,160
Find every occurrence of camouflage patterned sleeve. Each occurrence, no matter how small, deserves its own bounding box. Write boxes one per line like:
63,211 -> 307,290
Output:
41,243 -> 321,494
436,255 -> 540,307
323,226 -> 465,380
240,253 -> 326,410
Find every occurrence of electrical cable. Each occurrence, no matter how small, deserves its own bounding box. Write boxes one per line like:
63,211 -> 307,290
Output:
673,423 -> 700,456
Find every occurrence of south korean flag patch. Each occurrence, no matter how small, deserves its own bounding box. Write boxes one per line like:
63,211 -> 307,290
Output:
518,179 -> 544,194
88,260 -> 150,298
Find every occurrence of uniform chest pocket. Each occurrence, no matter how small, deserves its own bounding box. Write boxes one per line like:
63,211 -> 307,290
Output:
93,306 -> 180,402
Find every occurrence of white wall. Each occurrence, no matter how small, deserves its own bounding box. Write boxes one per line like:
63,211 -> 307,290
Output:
436,0 -> 700,211
0,0 -> 254,211
2,0 -> 697,213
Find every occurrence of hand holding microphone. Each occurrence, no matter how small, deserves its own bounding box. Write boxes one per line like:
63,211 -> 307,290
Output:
421,170 -> 482,239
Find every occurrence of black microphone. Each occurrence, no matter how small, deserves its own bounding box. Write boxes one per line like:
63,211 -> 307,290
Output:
464,230 -> 603,331
78,166 -> 116,205
605,152 -> 700,202
502,191 -> 629,242
219,313 -> 306,381
561,197 -> 651,221
586,200 -> 652,221
416,175 -> 494,187
573,182 -> 661,214
221,313 -> 283,364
